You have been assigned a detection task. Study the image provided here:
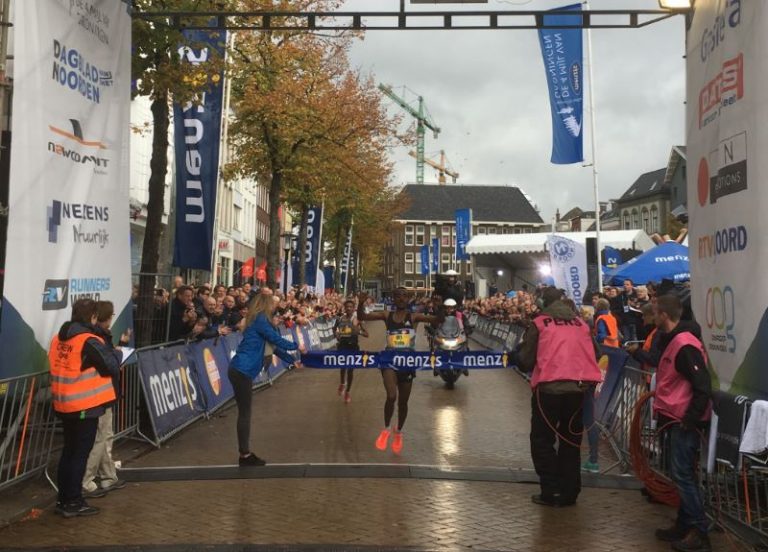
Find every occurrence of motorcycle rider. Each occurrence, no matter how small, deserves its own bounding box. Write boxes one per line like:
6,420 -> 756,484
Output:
438,269 -> 465,306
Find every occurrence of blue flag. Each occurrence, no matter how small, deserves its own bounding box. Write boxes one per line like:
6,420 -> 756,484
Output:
455,208 -> 472,261
172,29 -> 225,270
603,246 -> 622,269
292,205 -> 324,288
537,4 -> 584,165
432,238 -> 440,273
420,245 -> 430,276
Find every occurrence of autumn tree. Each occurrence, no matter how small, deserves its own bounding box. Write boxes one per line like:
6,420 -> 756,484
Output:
227,1 -> 403,289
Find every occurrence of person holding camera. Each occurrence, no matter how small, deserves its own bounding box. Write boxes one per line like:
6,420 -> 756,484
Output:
169,286 -> 198,341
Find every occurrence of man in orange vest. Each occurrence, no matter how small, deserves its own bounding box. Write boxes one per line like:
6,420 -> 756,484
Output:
49,298 -> 121,518
518,287 -> 603,507
652,295 -> 712,552
593,298 -> 620,348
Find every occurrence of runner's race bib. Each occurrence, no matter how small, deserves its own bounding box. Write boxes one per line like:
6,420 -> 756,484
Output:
386,329 -> 415,349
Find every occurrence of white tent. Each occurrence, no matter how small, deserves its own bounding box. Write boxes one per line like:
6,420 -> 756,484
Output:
465,230 -> 655,295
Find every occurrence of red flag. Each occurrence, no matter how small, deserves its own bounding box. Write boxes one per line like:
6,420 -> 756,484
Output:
256,262 -> 267,282
242,258 -> 254,279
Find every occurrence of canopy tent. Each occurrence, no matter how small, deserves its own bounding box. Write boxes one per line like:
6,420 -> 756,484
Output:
604,241 -> 689,286
465,230 -> 655,295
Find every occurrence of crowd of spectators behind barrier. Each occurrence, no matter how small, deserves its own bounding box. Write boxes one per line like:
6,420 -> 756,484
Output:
132,274 -> 692,346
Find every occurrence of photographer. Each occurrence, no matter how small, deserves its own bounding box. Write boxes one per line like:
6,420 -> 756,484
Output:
169,286 -> 198,341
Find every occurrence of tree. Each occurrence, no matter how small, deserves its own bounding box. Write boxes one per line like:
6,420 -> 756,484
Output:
227,2 -> 403,290
132,0 -> 226,344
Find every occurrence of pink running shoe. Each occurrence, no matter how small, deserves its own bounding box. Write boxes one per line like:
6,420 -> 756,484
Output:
375,429 -> 391,451
337,384 -> 345,396
392,431 -> 404,455
344,392 -> 352,404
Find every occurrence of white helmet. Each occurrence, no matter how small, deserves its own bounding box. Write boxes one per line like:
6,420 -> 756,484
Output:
443,298 -> 457,307
444,269 -> 459,276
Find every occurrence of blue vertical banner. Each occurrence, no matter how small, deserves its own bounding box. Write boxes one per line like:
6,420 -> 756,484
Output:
304,205 -> 324,287
455,208 -> 472,261
537,4 -> 584,165
420,245 -> 430,276
340,224 -> 353,293
172,29 -> 226,270
603,245 -> 622,269
432,238 -> 440,273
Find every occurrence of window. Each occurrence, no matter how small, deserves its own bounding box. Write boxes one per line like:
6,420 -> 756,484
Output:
234,205 -> 242,231
623,211 -> 630,230
642,208 -> 650,233
404,280 -> 414,289
465,259 -> 472,275
651,206 -> 659,233
513,227 -> 521,234
441,253 -> 451,273
503,227 -> 511,234
632,209 -> 639,228
404,252 -> 414,274
478,226 -> 487,234
524,228 -> 533,234
451,227 -> 456,246
416,280 -> 425,289
416,225 -> 425,246
489,226 -> 498,234
441,225 -> 451,246
430,225 -> 438,239
405,225 -> 414,246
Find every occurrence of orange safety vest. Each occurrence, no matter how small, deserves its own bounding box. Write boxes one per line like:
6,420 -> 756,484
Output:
49,332 -> 116,414
641,327 -> 658,382
594,313 -> 620,348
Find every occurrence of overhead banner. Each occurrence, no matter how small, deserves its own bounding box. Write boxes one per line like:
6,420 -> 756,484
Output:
537,4 -> 584,165
603,246 -> 622,269
1,0 -> 132,378
547,234 -> 587,308
300,205 -> 324,288
340,224 -> 353,293
455,208 -> 472,261
687,0 -> 764,396
172,28 -> 225,271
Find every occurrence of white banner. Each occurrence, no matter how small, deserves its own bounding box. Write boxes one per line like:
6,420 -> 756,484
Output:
0,0 -> 132,378
687,0 -> 764,395
547,234 -> 587,308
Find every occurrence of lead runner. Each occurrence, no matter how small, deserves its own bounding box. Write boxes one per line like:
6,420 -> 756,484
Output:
357,288 -> 440,454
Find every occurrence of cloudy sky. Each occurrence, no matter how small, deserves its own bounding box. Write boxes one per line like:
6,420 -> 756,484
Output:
341,0 -> 687,223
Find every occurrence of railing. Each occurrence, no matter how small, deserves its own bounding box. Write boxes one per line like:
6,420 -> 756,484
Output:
0,371 -> 57,492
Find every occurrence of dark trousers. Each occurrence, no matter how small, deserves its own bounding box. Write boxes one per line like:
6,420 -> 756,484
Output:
669,425 -> 708,532
57,415 -> 99,504
530,391 -> 584,501
228,367 -> 253,454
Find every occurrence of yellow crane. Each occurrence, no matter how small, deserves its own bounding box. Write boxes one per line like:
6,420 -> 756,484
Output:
408,150 -> 459,185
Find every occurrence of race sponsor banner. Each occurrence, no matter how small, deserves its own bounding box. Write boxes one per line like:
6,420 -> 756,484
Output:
172,28 -> 225,270
432,238 -> 439,273
1,1 -> 132,378
593,347 -> 629,423
292,205 -> 324,288
547,235 -> 588,308
420,245 -> 430,276
537,4 -> 584,165
687,0 -> 765,395
455,208 -> 472,261
187,338 -> 234,412
712,391 -> 748,469
300,350 -> 514,370
340,225 -> 353,293
137,344 -> 205,440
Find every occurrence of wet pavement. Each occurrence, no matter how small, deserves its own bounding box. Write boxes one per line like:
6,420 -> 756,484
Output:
0,321 -> 725,550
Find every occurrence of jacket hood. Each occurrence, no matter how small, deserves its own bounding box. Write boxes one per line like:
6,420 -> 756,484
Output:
542,300 -> 577,321
58,321 -> 99,341
659,319 -> 703,349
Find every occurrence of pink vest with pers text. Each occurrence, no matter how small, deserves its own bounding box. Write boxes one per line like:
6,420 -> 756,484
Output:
530,315 -> 603,389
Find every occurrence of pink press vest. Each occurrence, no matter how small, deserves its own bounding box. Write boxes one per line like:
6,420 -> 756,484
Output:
653,331 -> 712,422
530,315 -> 603,389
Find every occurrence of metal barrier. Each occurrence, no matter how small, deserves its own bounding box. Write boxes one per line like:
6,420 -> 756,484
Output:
112,360 -> 143,441
0,371 -> 57,492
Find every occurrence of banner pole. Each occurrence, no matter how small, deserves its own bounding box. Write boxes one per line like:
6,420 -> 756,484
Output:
585,1 -> 603,292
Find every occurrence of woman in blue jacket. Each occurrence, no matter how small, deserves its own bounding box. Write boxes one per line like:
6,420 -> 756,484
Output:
229,292 -> 301,466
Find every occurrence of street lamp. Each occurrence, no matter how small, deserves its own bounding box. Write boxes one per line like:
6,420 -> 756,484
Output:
658,0 -> 692,10
280,232 -> 295,294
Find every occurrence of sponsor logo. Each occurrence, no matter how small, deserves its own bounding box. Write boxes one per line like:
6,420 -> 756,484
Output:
698,131 -> 747,206
551,239 -> 576,263
41,279 -> 69,310
148,353 -> 199,417
698,225 -> 747,260
48,119 -> 109,174
58,0 -> 113,45
390,353 -> 441,370
203,348 -> 221,396
322,353 -> 377,368
460,353 -> 506,368
70,277 -> 111,303
51,39 -> 112,104
705,285 -> 736,354
46,200 -> 110,248
700,0 -> 741,63
699,53 -> 743,129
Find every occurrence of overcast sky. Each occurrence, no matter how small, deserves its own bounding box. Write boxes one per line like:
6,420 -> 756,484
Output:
341,0 -> 686,223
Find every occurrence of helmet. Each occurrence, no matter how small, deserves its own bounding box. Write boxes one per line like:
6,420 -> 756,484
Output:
443,298 -> 457,307
444,269 -> 459,276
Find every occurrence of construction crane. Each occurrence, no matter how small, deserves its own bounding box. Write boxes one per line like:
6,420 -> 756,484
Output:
378,83 -> 440,184
408,150 -> 459,185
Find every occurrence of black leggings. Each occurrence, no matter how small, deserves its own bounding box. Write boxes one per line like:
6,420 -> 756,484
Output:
228,367 -> 254,454
381,368 -> 413,431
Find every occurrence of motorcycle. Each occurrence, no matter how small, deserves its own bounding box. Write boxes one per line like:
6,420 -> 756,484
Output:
429,315 -> 469,389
